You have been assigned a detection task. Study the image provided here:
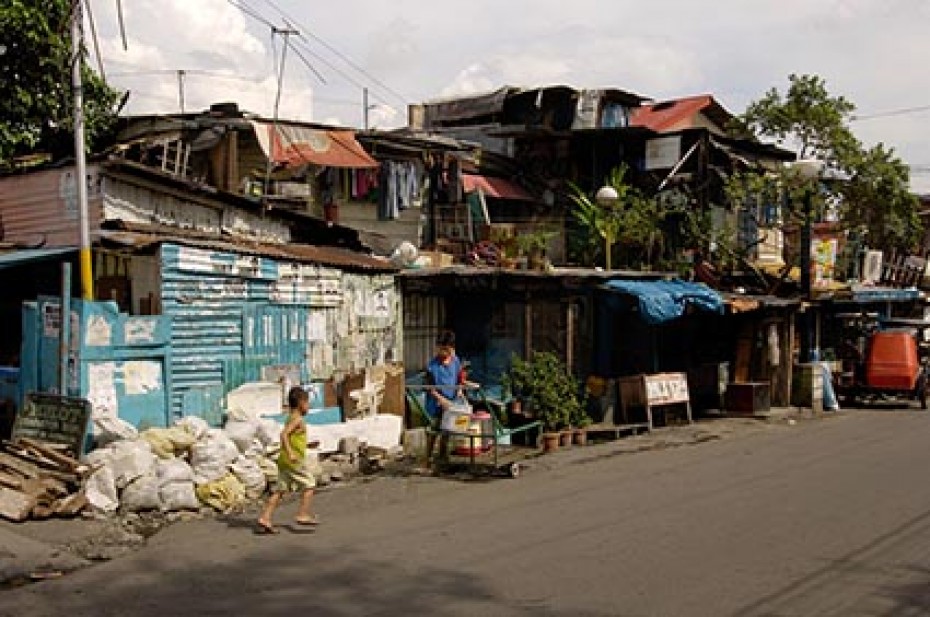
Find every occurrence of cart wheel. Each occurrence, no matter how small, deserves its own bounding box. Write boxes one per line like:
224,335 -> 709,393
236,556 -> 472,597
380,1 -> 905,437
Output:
507,462 -> 521,479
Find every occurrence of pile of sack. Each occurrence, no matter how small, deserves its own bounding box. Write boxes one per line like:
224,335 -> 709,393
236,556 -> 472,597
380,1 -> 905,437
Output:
82,413 -> 304,515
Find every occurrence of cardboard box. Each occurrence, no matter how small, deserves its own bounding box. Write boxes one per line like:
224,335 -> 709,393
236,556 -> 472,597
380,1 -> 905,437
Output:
419,251 -> 454,268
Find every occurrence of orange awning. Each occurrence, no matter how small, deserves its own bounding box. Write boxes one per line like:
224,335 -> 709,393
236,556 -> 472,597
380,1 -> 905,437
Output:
462,173 -> 533,201
251,121 -> 378,169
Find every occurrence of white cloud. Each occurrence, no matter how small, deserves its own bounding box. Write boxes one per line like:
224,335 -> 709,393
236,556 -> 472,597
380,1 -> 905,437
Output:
441,64 -> 496,97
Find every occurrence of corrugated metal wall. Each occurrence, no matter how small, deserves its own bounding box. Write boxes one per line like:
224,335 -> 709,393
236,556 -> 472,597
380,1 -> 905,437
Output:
402,293 -> 444,377
0,165 -> 103,247
160,243 -> 401,421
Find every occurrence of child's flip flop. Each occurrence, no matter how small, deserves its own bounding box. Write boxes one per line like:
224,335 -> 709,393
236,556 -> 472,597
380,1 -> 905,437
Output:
294,516 -> 320,526
255,521 -> 279,535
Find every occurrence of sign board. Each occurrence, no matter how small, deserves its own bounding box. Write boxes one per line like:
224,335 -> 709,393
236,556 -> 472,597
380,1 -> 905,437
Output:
12,393 -> 92,455
643,372 -> 690,405
645,136 -> 682,171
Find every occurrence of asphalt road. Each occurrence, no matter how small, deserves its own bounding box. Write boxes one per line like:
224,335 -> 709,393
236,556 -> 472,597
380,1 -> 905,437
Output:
3,410 -> 930,616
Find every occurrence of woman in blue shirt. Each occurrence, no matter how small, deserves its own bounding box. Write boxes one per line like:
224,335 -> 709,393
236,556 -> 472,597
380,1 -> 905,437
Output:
425,330 -> 463,468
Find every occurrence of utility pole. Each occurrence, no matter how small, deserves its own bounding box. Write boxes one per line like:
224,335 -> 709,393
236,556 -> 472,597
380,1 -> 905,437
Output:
177,69 -> 186,113
363,87 -> 369,130
72,0 -> 93,300
263,26 -> 299,199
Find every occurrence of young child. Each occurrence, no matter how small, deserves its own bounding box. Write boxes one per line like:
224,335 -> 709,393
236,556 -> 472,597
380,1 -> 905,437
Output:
256,386 -> 320,534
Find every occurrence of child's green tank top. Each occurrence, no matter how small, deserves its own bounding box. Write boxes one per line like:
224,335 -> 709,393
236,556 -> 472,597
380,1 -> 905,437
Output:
277,424 -> 307,470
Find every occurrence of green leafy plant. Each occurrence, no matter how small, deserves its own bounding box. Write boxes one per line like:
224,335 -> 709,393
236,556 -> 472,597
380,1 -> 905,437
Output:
502,351 -> 586,432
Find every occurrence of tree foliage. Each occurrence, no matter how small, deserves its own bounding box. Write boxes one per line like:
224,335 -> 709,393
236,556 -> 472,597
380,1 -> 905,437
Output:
731,73 -> 921,251
1,0 -> 123,167
569,164 -> 707,270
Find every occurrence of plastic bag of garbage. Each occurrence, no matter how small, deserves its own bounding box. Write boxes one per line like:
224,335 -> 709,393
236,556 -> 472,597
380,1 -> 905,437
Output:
190,429 -> 239,484
255,454 -> 279,483
93,414 -> 139,446
230,455 -> 267,500
109,440 -> 157,489
195,473 -> 246,512
175,415 -> 209,441
120,473 -> 162,512
224,420 -> 259,454
142,427 -> 197,459
156,458 -> 194,486
255,418 -> 284,447
85,465 -> 119,513
160,481 -> 200,511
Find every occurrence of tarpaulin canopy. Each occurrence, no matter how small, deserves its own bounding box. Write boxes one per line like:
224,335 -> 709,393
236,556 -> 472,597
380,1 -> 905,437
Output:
462,174 -> 533,201
603,279 -> 724,325
251,121 -> 378,169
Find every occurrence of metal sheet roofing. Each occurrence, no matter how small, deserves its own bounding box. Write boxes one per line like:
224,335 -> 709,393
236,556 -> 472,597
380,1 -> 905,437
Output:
250,121 -> 378,169
0,247 -> 76,269
95,229 -> 396,272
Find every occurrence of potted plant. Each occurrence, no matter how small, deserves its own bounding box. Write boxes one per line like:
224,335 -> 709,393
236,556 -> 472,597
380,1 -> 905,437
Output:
515,229 -> 556,270
570,404 -> 592,446
503,351 -> 583,453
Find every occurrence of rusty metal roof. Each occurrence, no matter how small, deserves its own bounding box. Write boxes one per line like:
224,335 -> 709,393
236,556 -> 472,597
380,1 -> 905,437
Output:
95,227 -> 396,273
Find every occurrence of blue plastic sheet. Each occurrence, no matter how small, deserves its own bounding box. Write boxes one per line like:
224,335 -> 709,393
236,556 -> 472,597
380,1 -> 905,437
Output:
604,279 -> 724,325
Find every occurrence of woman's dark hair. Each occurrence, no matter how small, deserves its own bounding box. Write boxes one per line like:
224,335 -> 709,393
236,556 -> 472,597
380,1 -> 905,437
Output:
436,329 -> 456,347
288,385 -> 310,409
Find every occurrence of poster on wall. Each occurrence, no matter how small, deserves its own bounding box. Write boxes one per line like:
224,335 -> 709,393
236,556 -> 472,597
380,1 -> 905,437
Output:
813,238 -> 838,287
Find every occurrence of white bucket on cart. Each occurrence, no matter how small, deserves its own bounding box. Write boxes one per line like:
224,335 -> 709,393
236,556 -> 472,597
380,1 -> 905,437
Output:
440,399 -> 472,433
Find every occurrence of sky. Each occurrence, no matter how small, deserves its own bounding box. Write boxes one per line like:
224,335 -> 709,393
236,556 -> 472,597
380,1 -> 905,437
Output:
88,0 -> 930,191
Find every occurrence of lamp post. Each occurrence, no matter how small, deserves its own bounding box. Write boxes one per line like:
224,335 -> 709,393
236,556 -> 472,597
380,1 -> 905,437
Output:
595,185 -> 620,270
790,159 -> 824,363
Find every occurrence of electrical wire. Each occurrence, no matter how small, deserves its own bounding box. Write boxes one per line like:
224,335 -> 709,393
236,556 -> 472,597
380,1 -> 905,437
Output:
262,0 -> 409,106
82,0 -> 107,81
851,104 -> 930,122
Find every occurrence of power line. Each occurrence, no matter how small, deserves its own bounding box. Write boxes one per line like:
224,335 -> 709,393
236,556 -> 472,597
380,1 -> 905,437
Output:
851,104 -> 930,122
260,0 -> 409,106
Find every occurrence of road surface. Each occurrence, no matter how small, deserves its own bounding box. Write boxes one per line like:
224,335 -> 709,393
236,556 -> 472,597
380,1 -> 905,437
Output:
2,410 -> 930,616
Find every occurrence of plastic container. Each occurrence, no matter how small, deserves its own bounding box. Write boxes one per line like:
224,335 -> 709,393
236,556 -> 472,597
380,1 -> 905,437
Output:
452,412 -> 487,456
866,331 -> 919,389
440,399 -> 472,433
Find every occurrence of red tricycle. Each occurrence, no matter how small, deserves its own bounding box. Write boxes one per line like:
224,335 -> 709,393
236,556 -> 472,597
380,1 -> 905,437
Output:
833,315 -> 930,409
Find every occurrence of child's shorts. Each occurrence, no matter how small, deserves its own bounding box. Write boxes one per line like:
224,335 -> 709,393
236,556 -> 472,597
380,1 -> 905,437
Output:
275,462 -> 317,492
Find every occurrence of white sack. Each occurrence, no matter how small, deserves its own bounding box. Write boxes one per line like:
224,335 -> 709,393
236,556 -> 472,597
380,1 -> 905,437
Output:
159,482 -> 200,511
230,455 -> 267,500
224,420 -> 259,453
120,473 -> 162,512
156,458 -> 194,486
190,429 -> 240,484
85,465 -> 119,513
109,440 -> 157,489
93,414 -> 139,446
255,419 -> 284,448
175,415 -> 209,441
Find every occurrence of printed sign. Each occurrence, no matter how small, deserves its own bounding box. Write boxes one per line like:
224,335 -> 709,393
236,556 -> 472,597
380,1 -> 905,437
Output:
12,393 -> 92,455
644,373 -> 690,405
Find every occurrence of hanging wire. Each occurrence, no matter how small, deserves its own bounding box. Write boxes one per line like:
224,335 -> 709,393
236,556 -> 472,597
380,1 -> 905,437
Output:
115,0 -> 128,50
82,0 -> 107,81
262,0 -> 408,106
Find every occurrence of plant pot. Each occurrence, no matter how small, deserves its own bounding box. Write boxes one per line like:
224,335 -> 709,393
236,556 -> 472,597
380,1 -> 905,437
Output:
541,432 -> 560,453
572,428 -> 587,446
559,429 -> 573,448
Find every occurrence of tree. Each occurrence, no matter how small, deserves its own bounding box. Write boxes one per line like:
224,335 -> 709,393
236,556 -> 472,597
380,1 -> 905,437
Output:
569,164 -> 707,271
732,73 -> 921,251
1,0 -> 123,167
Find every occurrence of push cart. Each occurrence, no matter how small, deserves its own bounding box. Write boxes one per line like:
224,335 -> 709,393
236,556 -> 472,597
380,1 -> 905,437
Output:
404,381 -> 541,479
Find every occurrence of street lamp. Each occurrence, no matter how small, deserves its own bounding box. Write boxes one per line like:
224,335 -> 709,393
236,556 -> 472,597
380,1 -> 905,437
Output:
596,186 -> 620,270
789,158 -> 825,363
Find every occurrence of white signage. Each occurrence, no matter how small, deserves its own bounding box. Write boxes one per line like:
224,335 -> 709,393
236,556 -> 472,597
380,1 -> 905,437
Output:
645,136 -> 682,171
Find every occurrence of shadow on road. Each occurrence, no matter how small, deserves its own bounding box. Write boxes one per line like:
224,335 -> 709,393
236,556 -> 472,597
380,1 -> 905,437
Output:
0,536 -> 575,617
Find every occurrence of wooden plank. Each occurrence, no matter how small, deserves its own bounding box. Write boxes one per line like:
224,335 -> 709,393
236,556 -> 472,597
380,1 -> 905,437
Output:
0,453 -> 77,484
0,471 -> 23,490
15,437 -> 81,471
0,487 -> 36,522
53,492 -> 88,517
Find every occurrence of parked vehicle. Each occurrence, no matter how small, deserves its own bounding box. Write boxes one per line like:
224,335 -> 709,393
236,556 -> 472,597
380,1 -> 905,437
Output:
833,315 -> 930,409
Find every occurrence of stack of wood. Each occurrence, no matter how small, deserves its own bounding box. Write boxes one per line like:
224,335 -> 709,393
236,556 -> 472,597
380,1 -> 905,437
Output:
0,438 -> 90,522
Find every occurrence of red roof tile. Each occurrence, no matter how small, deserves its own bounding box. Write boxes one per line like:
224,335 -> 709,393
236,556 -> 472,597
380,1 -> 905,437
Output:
630,95 -> 730,132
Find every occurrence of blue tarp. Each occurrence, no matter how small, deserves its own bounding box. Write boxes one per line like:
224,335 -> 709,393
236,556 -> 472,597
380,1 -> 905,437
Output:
603,279 -> 724,325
